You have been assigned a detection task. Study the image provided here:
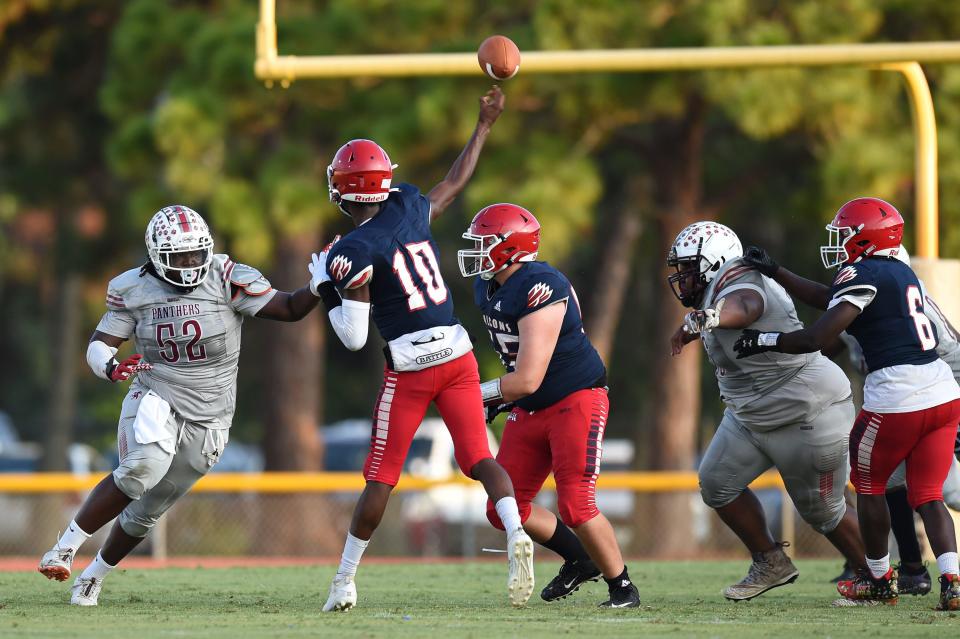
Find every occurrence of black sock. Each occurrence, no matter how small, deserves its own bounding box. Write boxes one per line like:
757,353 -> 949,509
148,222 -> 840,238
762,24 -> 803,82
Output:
604,566 -> 630,589
886,487 -> 923,566
540,516 -> 590,563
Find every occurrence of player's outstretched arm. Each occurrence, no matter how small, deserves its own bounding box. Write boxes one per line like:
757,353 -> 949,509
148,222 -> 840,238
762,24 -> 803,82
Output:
255,286 -> 319,322
483,302 -> 565,404
742,245 -> 831,310
733,301 -> 859,358
427,85 -> 505,222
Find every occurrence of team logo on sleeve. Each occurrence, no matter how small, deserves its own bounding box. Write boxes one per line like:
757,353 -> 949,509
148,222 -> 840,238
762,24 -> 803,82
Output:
833,266 -> 858,286
329,255 -> 353,282
527,282 -> 554,308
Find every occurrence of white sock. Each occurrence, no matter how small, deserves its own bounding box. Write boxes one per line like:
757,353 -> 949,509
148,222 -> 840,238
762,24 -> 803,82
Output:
495,497 -> 522,535
866,554 -> 890,579
80,551 -> 115,581
336,533 -> 369,578
57,520 -> 91,553
937,551 -> 960,576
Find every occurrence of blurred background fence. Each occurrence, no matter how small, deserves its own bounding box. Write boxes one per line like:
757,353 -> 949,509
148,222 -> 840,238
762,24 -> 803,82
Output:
0,471 -> 844,560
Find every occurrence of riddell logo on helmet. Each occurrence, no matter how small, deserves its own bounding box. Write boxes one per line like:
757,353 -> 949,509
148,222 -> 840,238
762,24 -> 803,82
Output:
353,194 -> 383,202
329,255 -> 353,281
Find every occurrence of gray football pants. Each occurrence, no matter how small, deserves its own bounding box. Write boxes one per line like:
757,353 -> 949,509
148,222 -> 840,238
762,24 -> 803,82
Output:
698,398 -> 854,534
112,390 -> 228,538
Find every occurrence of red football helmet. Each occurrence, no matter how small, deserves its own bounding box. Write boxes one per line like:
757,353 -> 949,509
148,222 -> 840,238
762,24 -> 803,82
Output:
327,139 -> 398,212
820,197 -> 904,268
458,203 -> 541,279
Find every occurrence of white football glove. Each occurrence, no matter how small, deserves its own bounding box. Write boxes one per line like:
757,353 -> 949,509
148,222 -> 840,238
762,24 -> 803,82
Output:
682,299 -> 724,335
308,235 -> 340,296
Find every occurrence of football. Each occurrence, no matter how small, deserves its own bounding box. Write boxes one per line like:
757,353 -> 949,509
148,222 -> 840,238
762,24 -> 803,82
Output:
477,35 -> 521,81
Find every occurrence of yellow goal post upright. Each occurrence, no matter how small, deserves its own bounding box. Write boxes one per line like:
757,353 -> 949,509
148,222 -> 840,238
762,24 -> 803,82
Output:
256,0 -> 960,320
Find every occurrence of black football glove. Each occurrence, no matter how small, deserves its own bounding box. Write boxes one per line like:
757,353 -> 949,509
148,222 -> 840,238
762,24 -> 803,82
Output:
733,329 -> 782,359
485,402 -> 514,424
742,245 -> 780,278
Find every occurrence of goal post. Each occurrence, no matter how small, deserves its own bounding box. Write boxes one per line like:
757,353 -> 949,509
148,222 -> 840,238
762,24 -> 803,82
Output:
256,0 -> 960,302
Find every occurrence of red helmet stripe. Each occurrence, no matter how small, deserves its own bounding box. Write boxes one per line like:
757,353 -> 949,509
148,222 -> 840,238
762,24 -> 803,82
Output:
177,210 -> 192,232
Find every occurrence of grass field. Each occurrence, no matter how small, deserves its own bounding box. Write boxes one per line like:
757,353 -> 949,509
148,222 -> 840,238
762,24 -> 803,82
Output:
0,559 -> 957,638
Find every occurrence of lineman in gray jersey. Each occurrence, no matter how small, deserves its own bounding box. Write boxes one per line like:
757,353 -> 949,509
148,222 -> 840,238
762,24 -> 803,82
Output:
667,221 -> 867,601
38,205 -> 327,606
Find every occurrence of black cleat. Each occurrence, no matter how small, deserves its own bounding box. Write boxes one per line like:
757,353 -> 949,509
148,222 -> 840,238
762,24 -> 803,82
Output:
598,577 -> 641,609
896,563 -> 932,596
540,560 -> 602,602
830,561 -> 856,584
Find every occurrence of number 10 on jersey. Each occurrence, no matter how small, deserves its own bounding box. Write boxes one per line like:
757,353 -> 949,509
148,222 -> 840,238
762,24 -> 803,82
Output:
392,241 -> 448,311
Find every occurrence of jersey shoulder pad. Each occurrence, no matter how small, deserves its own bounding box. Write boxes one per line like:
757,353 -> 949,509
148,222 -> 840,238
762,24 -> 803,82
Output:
394,182 -> 430,223
517,265 -> 569,313
395,182 -> 421,199
224,257 -> 273,296
830,263 -> 876,293
327,241 -> 374,290
104,267 -> 144,311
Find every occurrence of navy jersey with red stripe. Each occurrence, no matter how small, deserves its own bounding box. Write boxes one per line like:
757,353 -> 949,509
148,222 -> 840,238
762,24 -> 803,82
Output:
325,183 -> 456,341
474,261 -> 605,411
829,257 -> 939,372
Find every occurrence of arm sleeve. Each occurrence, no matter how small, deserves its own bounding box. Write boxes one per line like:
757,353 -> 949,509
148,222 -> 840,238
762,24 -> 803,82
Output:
515,271 -> 570,320
226,260 -> 279,317
326,242 -> 374,292
328,299 -> 370,351
96,283 -> 136,339
828,265 -> 877,312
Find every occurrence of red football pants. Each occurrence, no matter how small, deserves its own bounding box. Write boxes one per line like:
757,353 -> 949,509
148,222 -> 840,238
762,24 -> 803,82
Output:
486,387 -> 609,529
850,399 -> 960,508
363,352 -> 493,487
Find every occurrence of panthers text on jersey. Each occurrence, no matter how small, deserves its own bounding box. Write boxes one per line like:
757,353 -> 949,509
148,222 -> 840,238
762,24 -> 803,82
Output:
473,261 -> 605,411
830,256 -> 960,413
325,183 -> 457,342
96,255 -> 276,426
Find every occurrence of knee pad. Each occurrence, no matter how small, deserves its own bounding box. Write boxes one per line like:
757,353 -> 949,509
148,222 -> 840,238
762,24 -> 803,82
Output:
557,490 -> 599,528
907,488 -> 944,510
118,508 -> 153,538
112,455 -> 168,500
804,500 -> 846,535
698,471 -> 739,509
793,481 -> 846,534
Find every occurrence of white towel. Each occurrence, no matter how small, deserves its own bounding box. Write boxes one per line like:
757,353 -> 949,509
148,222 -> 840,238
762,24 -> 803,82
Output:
132,391 -> 175,453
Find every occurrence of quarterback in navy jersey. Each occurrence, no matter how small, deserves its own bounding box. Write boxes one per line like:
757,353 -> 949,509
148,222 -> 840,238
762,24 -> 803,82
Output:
310,88 -> 535,613
736,197 -> 960,609
459,203 -> 639,609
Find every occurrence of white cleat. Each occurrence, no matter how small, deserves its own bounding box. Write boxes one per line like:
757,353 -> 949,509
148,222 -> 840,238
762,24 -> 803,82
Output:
38,544 -> 75,582
322,574 -> 357,612
71,577 -> 103,606
507,528 -> 535,607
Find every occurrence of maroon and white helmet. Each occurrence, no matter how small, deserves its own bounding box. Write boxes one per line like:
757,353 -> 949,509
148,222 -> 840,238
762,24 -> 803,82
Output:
667,221 -> 743,307
145,205 -> 214,288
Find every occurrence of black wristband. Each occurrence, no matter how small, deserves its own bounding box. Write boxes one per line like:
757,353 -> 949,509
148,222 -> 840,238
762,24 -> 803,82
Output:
317,281 -> 342,313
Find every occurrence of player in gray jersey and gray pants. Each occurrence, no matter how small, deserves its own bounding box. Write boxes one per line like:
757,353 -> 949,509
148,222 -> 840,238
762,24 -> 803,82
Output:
667,221 -> 867,601
38,205 -> 327,606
